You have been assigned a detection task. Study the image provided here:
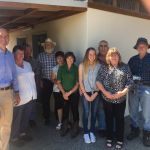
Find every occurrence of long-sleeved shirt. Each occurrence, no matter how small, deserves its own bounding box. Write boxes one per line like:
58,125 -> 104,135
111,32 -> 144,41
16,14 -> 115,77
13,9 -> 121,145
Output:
128,53 -> 150,82
0,49 -> 18,91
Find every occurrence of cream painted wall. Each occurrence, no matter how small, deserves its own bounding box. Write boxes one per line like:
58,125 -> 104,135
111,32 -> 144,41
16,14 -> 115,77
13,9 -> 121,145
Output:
8,8 -> 150,117
8,12 -> 87,64
87,8 -> 150,63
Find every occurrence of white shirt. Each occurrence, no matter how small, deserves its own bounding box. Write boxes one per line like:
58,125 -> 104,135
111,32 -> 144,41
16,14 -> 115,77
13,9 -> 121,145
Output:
16,61 -> 37,106
52,65 -> 60,92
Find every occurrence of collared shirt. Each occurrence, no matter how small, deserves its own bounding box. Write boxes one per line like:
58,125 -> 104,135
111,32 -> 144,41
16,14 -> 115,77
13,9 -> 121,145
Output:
24,56 -> 41,80
96,63 -> 133,103
57,63 -> 78,92
128,53 -> 150,82
0,49 -> 18,91
37,52 -> 56,80
16,61 -> 37,106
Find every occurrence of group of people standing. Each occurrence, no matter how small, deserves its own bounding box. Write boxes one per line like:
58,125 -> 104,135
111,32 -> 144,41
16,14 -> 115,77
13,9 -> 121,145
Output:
0,27 -> 150,150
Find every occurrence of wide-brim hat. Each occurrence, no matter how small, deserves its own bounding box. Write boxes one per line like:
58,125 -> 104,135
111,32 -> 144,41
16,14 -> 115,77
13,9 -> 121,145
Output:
41,38 -> 56,47
134,37 -> 150,49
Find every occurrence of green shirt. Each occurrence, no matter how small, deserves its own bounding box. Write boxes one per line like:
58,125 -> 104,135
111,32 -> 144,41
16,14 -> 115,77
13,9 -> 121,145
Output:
57,63 -> 78,92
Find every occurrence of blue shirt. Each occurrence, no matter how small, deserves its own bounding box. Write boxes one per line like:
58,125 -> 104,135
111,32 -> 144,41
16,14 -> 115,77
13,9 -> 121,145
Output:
0,49 -> 18,91
128,53 -> 150,82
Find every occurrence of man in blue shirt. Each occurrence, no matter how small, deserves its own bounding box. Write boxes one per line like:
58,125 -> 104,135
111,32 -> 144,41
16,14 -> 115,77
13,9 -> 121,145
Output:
0,28 -> 20,150
127,37 -> 150,147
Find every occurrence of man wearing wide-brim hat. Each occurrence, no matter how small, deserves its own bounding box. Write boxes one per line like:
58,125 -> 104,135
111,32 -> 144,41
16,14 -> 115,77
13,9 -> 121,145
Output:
37,38 -> 56,125
127,37 -> 150,147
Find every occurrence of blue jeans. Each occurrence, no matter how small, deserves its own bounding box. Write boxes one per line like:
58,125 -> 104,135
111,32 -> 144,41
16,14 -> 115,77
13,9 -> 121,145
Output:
97,93 -> 106,130
129,85 -> 150,131
81,93 -> 99,134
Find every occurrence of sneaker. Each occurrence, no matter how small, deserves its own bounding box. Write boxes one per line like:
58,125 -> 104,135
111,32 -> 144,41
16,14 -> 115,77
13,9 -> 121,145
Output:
90,132 -> 96,143
84,134 -> 91,144
56,123 -> 62,130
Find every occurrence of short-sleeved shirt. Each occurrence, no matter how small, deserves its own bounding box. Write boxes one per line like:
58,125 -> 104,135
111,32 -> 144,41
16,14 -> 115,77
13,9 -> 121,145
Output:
128,53 -> 150,82
37,52 -> 56,80
52,65 -> 60,92
57,63 -> 78,92
96,63 -> 133,103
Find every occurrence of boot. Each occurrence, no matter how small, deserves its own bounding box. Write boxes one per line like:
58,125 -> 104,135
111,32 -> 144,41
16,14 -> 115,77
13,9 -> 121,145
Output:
127,126 -> 140,140
143,130 -> 150,147
60,120 -> 69,137
70,121 -> 80,139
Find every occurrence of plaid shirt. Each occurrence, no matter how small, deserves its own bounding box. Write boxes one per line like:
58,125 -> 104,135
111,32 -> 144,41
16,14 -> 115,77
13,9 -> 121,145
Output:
37,52 -> 56,80
128,53 -> 150,82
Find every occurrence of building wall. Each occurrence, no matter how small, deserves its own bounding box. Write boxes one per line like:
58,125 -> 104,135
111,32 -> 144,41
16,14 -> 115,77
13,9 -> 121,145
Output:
8,8 -> 150,117
87,8 -> 150,63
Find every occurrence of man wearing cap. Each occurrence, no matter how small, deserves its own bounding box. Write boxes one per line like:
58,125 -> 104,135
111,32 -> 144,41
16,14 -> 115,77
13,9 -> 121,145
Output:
127,37 -> 150,146
37,38 -> 56,125
0,28 -> 20,150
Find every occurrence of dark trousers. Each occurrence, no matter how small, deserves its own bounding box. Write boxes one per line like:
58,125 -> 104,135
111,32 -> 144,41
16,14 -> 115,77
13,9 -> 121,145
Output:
103,100 -> 126,142
42,78 -> 53,120
11,101 -> 33,139
63,92 -> 79,122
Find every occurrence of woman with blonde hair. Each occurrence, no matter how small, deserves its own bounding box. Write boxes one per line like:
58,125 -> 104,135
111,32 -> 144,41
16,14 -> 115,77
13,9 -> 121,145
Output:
79,47 -> 100,144
96,48 -> 133,149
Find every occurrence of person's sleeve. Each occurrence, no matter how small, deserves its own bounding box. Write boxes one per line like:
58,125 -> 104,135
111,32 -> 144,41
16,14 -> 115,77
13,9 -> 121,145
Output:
11,54 -> 19,92
125,65 -> 133,89
57,66 -> 62,81
96,65 -> 104,83
75,65 -> 78,83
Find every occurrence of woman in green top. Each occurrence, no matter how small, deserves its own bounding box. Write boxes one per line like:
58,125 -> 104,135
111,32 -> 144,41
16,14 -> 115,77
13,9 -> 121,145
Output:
57,52 -> 79,138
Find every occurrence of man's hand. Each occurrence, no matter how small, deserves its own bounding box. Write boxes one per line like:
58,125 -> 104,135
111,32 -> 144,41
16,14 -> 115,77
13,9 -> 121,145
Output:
14,92 -> 20,106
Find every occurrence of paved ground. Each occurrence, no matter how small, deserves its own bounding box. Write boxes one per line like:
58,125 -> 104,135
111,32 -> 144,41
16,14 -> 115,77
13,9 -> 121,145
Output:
10,106 -> 149,150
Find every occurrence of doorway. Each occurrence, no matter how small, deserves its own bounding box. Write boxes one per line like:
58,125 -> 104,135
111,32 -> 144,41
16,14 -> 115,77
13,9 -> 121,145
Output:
32,33 -> 47,58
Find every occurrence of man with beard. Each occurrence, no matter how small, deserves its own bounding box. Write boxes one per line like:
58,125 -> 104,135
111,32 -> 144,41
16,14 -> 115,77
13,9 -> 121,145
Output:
37,38 -> 56,125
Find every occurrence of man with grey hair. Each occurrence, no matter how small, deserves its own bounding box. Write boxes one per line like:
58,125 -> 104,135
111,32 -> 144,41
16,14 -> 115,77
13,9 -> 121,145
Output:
0,28 -> 20,150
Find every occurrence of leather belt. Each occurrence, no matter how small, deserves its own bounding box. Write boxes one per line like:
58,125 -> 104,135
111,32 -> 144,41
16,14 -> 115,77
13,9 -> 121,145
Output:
0,86 -> 12,90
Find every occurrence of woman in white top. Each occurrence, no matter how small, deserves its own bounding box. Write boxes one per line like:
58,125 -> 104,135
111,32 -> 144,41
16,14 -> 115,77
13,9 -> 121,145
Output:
51,51 -> 64,130
11,45 -> 37,146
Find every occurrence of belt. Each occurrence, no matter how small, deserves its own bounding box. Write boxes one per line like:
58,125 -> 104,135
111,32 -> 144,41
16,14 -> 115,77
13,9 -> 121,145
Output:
0,86 -> 12,90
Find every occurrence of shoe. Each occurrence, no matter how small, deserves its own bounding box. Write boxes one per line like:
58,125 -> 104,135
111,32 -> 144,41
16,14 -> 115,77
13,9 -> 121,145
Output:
143,130 -> 150,147
90,132 -> 96,143
60,120 -> 69,137
115,141 -> 123,149
84,134 -> 91,144
29,120 -> 37,128
70,121 -> 80,139
10,138 -> 25,147
98,129 -> 106,137
56,123 -> 62,130
44,119 -> 50,126
106,139 -> 113,148
19,133 -> 33,142
127,126 -> 140,140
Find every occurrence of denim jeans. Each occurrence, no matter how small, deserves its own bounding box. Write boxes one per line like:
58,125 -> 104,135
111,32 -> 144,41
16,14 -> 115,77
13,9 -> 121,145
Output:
81,93 -> 99,134
129,85 -> 150,131
97,92 -> 106,130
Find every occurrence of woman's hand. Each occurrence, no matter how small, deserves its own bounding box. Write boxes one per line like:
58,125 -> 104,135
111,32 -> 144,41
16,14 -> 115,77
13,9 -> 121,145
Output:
84,93 -> 92,102
113,91 -> 124,99
91,92 -> 98,101
63,92 -> 69,101
104,91 -> 114,100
